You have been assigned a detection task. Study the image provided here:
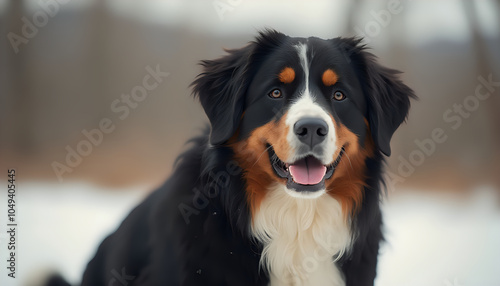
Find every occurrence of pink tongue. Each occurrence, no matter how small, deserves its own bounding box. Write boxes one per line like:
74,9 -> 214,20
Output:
289,157 -> 327,185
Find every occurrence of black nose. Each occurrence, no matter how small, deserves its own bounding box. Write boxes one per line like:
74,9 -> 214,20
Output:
294,117 -> 329,148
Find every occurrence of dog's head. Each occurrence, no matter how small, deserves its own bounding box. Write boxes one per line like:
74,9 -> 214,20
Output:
192,30 -> 415,214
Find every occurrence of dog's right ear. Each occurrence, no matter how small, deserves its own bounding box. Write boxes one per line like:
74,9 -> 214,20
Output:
191,45 -> 253,146
191,29 -> 287,146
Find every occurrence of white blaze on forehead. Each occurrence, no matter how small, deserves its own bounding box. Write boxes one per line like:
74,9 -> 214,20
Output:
296,42 -> 310,95
283,43 -> 337,165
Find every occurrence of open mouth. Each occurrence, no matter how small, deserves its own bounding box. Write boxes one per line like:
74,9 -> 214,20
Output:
268,145 -> 344,193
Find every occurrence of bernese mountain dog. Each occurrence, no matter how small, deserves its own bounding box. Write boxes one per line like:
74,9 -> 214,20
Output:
52,29 -> 415,286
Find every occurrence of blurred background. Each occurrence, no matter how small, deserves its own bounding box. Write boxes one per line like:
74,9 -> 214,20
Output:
0,0 -> 499,285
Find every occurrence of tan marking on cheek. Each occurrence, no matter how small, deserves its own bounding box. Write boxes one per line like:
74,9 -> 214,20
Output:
322,69 -> 338,86
278,67 -> 295,84
326,117 -> 374,218
231,112 -> 291,218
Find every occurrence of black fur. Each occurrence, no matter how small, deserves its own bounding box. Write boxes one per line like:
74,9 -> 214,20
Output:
51,30 -> 414,286
343,38 -> 414,156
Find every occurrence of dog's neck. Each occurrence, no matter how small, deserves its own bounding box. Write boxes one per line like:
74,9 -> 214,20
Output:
251,183 -> 351,286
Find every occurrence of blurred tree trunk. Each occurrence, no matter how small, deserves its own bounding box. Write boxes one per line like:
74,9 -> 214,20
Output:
88,0 -> 111,121
462,1 -> 500,135
2,0 -> 35,153
461,0 -> 500,186
344,0 -> 363,37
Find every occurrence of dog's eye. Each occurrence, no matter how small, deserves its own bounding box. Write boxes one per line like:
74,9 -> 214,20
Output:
333,91 -> 345,101
269,89 -> 282,98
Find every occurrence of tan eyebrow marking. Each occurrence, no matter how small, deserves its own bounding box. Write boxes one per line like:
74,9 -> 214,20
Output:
322,69 -> 338,86
278,67 -> 295,84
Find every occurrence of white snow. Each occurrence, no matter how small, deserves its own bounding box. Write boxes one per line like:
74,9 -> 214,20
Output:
0,182 -> 499,286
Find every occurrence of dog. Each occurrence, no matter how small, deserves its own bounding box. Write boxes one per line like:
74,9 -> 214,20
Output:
49,29 -> 415,286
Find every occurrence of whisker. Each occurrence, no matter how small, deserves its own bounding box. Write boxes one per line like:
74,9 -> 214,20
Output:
251,144 -> 274,168
342,148 -> 354,181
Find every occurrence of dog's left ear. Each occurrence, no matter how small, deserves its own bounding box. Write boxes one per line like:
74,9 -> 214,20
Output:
344,39 -> 416,156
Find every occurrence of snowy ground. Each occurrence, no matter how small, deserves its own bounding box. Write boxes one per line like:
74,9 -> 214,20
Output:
377,188 -> 500,286
0,182 -> 499,286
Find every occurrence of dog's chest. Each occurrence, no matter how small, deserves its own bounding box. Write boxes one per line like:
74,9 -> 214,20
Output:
251,185 -> 351,286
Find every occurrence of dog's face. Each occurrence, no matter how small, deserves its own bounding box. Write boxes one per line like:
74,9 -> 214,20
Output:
192,30 -> 414,214
238,37 -> 370,197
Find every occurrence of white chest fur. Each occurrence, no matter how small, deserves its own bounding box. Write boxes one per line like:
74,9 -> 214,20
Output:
251,184 -> 351,286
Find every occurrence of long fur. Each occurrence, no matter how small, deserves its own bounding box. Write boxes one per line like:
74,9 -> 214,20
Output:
46,30 -> 415,286
252,183 -> 350,286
